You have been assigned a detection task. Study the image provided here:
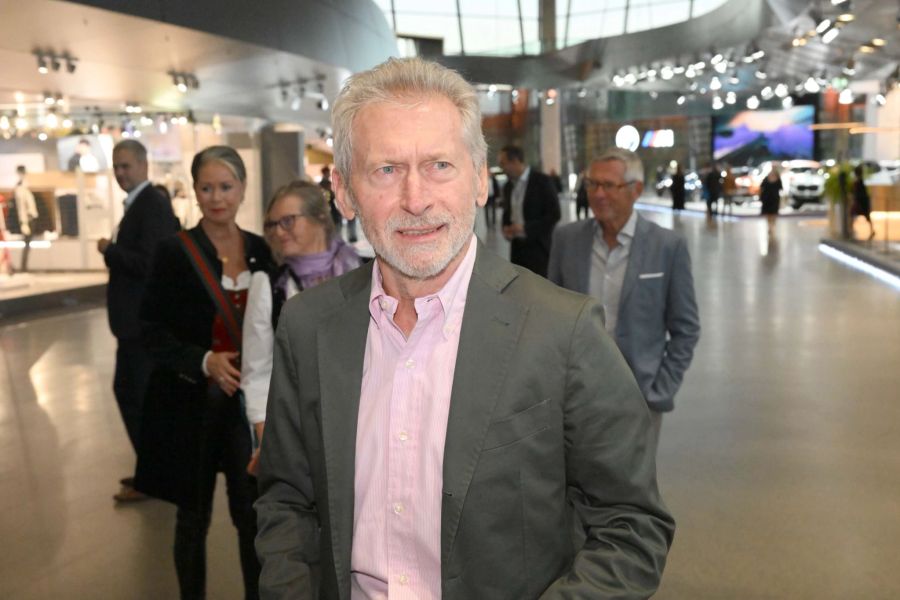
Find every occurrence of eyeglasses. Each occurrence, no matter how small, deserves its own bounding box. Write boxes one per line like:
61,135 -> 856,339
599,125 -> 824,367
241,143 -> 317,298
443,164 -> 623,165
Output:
263,213 -> 305,232
584,178 -> 635,193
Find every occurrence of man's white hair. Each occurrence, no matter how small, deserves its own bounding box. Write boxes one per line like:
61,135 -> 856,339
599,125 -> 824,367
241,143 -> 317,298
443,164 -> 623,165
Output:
331,57 -> 487,180
593,148 -> 645,184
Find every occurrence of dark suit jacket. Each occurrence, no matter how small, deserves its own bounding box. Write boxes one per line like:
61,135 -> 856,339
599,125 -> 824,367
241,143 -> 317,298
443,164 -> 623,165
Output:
256,241 -> 674,599
548,215 -> 701,412
104,183 -> 180,340
501,169 -> 561,275
134,226 -> 273,508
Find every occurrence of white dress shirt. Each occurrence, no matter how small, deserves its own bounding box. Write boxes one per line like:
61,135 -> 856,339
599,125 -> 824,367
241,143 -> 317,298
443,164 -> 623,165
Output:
589,210 -> 638,334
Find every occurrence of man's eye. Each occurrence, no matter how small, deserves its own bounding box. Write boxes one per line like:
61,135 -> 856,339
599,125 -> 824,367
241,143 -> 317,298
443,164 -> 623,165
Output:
379,166 -> 395,175
434,161 -> 450,170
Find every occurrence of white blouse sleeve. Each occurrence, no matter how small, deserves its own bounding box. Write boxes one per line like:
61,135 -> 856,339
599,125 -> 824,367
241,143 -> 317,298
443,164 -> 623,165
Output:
241,271 -> 274,425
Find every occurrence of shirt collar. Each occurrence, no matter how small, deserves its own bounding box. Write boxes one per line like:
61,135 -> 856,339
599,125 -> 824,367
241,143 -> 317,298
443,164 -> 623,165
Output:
124,180 -> 151,211
517,166 -> 531,186
593,209 -> 638,248
369,235 -> 478,336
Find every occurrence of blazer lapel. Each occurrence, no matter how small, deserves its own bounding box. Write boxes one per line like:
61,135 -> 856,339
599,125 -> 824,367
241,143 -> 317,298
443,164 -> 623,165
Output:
441,244 -> 527,565
316,264 -> 373,596
575,219 -> 594,294
618,214 -> 649,311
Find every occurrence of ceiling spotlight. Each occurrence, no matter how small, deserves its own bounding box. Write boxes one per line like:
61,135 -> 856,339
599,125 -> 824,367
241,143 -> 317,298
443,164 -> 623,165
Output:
729,75 -> 740,85
710,52 -> 724,65
782,96 -> 794,108
0,115 -> 9,130
38,132 -> 48,141
714,61 -> 728,74
36,53 -> 48,74
624,73 -> 637,85
318,98 -> 330,111
804,77 -> 821,93
761,86 -> 774,100
837,3 -> 854,22
774,83 -> 789,98
844,59 -> 856,75
792,36 -> 807,47
676,95 -> 686,105
712,96 -> 724,110
62,118 -> 72,128
44,93 -> 55,105
859,45 -> 875,54
649,91 -> 659,99
839,88 -> 854,104
816,18 -> 832,34
660,66 -> 674,80
46,112 -> 58,129
747,95 -> 760,109
822,27 -> 840,44
487,84 -> 497,97
685,66 -> 697,79
755,69 -> 768,80
725,92 -> 737,105
65,56 -> 77,74
873,92 -> 887,106
612,74 -> 625,87
871,38 -> 886,47
710,77 -> 722,91
577,87 -> 588,98
50,55 -> 61,72
673,65 -> 686,74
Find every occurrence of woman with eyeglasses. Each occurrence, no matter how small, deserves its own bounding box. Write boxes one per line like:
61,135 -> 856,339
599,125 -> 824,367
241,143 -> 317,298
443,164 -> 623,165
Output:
135,145 -> 274,599
241,180 -> 361,475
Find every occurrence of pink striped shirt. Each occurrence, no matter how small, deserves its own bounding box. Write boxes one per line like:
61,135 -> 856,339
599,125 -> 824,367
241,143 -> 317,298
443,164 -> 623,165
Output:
351,236 -> 477,599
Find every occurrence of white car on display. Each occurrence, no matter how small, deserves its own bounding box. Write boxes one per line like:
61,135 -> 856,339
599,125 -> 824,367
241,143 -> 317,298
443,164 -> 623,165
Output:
784,160 -> 825,209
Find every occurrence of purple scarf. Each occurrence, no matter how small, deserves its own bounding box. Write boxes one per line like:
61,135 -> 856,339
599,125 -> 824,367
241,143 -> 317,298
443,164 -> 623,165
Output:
276,237 -> 361,294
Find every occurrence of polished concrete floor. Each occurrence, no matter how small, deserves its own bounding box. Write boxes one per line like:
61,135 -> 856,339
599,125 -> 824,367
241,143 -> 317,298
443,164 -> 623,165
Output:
2,204 -> 899,598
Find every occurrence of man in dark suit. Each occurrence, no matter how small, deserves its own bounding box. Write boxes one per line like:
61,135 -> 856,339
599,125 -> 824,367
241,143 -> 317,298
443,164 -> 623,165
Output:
256,57 -> 673,600
98,139 -> 179,502
498,145 -> 560,277
548,148 -> 700,449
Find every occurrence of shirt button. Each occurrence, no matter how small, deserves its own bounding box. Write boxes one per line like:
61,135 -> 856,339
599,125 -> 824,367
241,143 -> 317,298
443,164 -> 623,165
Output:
399,575 -> 409,585
379,299 -> 388,310
398,431 -> 409,442
393,502 -> 404,515
404,359 -> 415,369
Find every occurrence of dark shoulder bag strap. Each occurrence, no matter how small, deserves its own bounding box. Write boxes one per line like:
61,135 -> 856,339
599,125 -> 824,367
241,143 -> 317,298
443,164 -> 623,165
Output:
175,230 -> 243,349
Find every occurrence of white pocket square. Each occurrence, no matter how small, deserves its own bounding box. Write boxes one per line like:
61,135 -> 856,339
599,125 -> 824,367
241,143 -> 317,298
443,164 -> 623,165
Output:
639,272 -> 664,279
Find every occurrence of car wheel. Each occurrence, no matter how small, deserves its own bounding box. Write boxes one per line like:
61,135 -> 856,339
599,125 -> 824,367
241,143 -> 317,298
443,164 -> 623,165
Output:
791,198 -> 803,210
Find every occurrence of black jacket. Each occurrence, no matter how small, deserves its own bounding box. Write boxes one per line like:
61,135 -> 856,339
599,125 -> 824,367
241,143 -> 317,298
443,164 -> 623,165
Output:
104,184 -> 180,340
501,169 -> 561,276
135,225 -> 273,509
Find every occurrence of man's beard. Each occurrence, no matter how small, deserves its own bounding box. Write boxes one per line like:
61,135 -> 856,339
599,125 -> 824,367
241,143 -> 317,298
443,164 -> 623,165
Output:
348,188 -> 476,281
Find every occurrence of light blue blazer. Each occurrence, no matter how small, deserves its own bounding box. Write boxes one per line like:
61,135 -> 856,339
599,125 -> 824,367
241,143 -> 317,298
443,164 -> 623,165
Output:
548,214 -> 700,412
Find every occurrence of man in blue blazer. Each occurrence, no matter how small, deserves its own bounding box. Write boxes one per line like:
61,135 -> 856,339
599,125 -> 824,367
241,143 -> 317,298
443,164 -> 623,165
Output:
98,139 -> 179,501
548,148 -> 700,446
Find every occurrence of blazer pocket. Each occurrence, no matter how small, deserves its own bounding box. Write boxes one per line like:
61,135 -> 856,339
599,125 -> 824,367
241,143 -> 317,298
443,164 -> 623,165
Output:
638,272 -> 664,279
483,398 -> 551,451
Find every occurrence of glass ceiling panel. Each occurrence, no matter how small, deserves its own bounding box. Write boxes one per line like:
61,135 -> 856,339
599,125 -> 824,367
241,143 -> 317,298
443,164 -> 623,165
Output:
376,0 -> 728,55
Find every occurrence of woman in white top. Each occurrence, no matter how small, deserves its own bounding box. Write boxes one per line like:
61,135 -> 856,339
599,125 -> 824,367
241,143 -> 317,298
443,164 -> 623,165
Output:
242,180 -> 361,474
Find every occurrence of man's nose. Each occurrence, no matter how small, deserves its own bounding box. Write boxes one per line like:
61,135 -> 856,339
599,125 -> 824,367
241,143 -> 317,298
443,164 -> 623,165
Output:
399,170 -> 431,215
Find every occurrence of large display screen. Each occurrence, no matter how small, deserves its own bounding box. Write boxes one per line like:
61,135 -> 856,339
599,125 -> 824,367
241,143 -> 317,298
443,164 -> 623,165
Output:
713,105 -> 814,165
57,134 -> 114,172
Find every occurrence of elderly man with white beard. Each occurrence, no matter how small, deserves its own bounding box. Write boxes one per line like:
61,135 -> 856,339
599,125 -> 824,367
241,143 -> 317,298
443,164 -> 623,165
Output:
255,57 -> 674,600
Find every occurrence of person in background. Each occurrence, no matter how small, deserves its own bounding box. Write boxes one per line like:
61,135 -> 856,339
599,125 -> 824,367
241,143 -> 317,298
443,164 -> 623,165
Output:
575,170 -> 589,219
483,171 -> 500,228
549,148 -> 701,452
498,144 -> 561,277
722,165 -> 737,216
241,180 -> 361,476
759,165 -> 782,237
704,162 -> 721,216
671,163 -> 686,212
548,167 -> 564,193
13,165 -> 39,273
852,164 -> 875,240
97,141 -> 179,502
135,145 -> 273,600
256,56 -> 673,600
320,165 -> 343,232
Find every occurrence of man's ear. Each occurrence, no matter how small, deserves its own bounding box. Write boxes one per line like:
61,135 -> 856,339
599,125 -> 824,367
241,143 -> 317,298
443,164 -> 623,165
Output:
332,169 -> 357,220
475,163 -> 489,208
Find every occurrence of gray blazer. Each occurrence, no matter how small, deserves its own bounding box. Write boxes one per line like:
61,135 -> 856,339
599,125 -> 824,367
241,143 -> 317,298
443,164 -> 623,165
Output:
548,215 -> 700,412
256,241 -> 674,599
